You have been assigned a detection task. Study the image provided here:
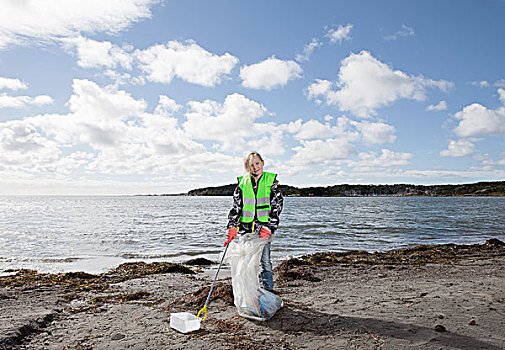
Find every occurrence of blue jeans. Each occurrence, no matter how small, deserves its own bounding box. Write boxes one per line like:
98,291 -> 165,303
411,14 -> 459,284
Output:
260,242 -> 274,291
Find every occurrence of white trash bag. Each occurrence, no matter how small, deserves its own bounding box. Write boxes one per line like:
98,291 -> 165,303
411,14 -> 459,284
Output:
225,233 -> 283,321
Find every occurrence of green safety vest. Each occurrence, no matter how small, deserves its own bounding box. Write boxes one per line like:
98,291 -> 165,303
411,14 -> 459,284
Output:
238,172 -> 277,223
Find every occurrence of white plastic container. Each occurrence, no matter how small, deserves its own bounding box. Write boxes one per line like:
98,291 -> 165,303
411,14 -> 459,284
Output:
170,312 -> 201,333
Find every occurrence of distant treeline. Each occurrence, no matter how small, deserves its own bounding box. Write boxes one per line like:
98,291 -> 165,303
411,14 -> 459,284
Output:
186,181 -> 505,197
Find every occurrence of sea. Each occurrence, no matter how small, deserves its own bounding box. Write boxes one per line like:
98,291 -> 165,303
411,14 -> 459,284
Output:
1,195 -> 504,275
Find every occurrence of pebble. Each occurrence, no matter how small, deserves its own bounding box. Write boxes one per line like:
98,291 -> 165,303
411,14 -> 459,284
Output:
468,319 -> 476,325
434,324 -> 446,332
111,333 -> 125,340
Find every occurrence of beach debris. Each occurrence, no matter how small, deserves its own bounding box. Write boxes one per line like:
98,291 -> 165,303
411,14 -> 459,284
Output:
468,319 -> 477,325
434,324 -> 447,332
275,239 -> 505,273
0,262 -> 194,289
0,261 -> 196,307
105,262 -> 194,280
185,257 -> 216,266
171,282 -> 234,309
111,333 -> 125,340
485,238 -> 505,247
170,312 -> 201,333
277,268 -> 321,282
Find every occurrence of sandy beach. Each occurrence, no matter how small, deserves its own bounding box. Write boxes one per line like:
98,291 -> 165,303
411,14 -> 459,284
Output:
1,239 -> 504,350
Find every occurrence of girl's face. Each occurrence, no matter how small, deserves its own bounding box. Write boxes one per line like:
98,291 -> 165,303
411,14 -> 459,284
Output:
249,155 -> 264,178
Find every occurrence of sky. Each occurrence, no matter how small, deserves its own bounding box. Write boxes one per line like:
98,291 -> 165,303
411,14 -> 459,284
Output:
0,0 -> 504,195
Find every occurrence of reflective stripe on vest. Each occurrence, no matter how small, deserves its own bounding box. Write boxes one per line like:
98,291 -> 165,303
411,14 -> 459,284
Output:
238,172 -> 277,223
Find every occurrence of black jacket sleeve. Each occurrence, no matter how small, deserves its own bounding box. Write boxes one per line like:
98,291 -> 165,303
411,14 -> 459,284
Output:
267,180 -> 283,233
227,185 -> 242,229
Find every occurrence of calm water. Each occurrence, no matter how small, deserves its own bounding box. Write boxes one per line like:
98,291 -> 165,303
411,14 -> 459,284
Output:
1,196 -> 504,274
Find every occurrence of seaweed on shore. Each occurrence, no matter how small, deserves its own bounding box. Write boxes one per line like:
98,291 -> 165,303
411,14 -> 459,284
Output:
185,258 -> 217,266
277,268 -> 321,282
170,282 -> 234,309
0,261 -> 194,291
104,261 -> 194,281
276,239 -> 505,280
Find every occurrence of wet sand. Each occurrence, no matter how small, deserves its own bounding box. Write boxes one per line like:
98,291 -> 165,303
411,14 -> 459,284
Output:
1,239 -> 505,349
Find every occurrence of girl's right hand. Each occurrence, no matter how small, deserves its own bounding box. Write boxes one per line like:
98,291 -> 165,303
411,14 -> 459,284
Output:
224,227 -> 238,246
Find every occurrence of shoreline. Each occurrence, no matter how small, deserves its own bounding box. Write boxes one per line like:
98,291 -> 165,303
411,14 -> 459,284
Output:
4,235 -> 505,277
1,239 -> 505,349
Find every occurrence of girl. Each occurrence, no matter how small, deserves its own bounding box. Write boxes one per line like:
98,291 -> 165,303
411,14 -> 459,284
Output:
225,151 -> 283,292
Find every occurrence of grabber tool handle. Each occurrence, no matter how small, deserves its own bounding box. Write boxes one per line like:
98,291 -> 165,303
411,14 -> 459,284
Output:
197,242 -> 230,322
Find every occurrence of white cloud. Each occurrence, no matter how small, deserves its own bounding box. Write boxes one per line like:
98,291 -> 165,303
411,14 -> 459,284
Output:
295,38 -> 323,62
495,79 -> 505,88
0,77 -> 27,90
326,24 -> 353,44
474,153 -> 505,170
287,119 -> 335,139
32,79 -> 147,148
103,70 -> 145,88
351,120 -> 397,144
285,116 -> 359,142
240,56 -> 302,90
350,149 -> 413,169
136,40 -> 238,87
440,139 -> 475,157
0,120 -> 61,173
0,0 -> 158,49
61,36 -> 133,69
426,100 -> 448,111
247,129 -> 287,157
154,96 -> 183,116
383,24 -> 415,41
62,37 -> 238,88
290,138 -> 355,166
453,89 -> 505,137
472,80 -> 490,88
308,51 -> 454,118
183,93 -> 268,148
1,80 -> 280,182
307,79 -> 332,105
12,79 -> 239,177
0,94 -> 53,108
284,116 -> 395,146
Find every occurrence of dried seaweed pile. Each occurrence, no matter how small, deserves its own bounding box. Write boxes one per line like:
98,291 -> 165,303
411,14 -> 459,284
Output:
171,282 -> 234,309
0,262 -> 194,290
276,239 -> 505,282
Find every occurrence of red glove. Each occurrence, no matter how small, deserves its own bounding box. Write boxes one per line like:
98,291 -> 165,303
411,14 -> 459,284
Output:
224,227 -> 238,247
259,226 -> 271,239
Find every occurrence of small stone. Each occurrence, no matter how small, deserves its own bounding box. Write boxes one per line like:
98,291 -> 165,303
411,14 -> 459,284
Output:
468,319 -> 476,325
111,333 -> 125,340
434,324 -> 446,332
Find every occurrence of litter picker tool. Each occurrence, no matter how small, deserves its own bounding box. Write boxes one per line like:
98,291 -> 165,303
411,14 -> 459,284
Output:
170,240 -> 232,333
196,241 -> 230,322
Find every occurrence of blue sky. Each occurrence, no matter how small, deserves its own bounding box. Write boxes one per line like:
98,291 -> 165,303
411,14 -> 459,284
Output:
0,0 -> 504,195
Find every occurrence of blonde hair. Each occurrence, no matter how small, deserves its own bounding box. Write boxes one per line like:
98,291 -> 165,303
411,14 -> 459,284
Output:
243,151 -> 263,173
